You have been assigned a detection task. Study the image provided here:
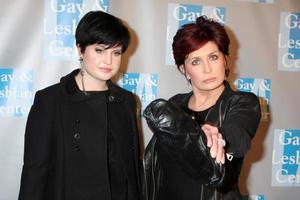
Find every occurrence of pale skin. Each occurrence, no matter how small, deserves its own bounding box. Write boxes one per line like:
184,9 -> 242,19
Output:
180,41 -> 227,164
75,43 -> 123,91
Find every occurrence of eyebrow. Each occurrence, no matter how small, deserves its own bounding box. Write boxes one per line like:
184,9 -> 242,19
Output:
186,50 -> 220,62
208,50 -> 220,56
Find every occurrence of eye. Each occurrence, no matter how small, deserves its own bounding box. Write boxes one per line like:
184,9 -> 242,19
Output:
95,48 -> 105,54
113,51 -> 122,56
209,54 -> 218,61
191,59 -> 201,66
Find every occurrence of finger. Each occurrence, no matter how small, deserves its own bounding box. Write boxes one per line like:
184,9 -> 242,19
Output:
216,134 -> 226,164
201,126 -> 212,147
208,125 -> 219,134
221,152 -> 225,164
210,133 -> 219,158
216,143 -> 225,164
202,125 -> 218,157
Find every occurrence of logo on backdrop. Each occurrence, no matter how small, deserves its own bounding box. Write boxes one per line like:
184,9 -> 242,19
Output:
0,68 -> 33,117
234,78 -> 271,121
278,12 -> 300,72
118,73 -> 158,114
242,195 -> 265,200
44,0 -> 109,61
165,3 -> 226,65
272,129 -> 300,186
236,0 -> 273,3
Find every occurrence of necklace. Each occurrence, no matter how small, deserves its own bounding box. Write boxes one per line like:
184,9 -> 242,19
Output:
80,70 -> 88,95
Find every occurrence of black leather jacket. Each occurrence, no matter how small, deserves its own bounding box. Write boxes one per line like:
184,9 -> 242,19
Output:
143,81 -> 261,200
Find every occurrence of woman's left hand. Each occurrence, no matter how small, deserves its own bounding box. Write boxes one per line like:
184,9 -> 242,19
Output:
201,124 -> 225,164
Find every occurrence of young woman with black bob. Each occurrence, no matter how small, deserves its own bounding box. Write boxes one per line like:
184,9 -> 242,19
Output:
143,16 -> 261,200
19,11 -> 143,200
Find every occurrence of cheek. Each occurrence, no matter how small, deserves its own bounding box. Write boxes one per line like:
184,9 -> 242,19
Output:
217,63 -> 226,75
83,53 -> 97,64
113,57 -> 122,65
186,67 -> 200,79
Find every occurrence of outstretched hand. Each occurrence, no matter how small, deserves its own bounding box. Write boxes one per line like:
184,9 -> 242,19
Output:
201,124 -> 225,164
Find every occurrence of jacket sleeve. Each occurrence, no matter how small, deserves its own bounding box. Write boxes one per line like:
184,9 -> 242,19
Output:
215,92 -> 261,191
18,91 -> 54,200
220,92 -> 261,157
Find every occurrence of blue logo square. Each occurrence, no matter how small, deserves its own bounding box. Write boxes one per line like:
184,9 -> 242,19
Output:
0,68 -> 33,117
278,12 -> 300,71
272,129 -> 300,186
118,73 -> 158,114
234,78 -> 271,121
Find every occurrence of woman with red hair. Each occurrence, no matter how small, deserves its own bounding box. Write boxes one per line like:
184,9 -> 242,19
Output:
143,16 -> 261,200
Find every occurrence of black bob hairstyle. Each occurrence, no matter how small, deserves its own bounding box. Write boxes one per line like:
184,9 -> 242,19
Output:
75,11 -> 130,53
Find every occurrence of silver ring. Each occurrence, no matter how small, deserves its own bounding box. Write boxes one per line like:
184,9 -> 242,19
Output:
218,138 -> 226,147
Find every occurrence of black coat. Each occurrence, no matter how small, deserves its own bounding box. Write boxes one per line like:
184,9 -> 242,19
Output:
144,81 -> 261,200
19,69 -> 143,200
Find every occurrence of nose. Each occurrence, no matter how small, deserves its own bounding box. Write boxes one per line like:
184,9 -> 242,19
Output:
103,52 -> 112,65
203,60 -> 212,73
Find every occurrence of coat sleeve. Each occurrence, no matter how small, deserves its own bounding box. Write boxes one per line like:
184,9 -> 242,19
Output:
18,90 -> 55,200
220,92 -> 261,157
215,92 -> 261,191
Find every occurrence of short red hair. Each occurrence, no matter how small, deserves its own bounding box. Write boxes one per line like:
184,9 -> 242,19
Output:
172,16 -> 230,70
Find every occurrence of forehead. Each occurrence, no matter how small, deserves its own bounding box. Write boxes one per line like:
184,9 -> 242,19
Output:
187,41 -> 219,58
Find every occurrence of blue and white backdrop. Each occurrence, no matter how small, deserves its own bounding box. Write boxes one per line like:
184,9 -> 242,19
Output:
0,0 -> 299,199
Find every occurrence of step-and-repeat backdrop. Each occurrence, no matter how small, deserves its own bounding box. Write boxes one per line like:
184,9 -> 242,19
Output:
0,0 -> 299,199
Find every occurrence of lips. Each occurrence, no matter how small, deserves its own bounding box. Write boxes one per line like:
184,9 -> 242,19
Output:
203,77 -> 216,83
99,67 -> 112,73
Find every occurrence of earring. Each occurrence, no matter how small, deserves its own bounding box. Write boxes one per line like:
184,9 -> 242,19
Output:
78,58 -> 87,95
186,77 -> 192,84
79,58 -> 84,75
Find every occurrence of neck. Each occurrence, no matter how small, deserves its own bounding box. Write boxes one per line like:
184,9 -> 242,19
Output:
189,84 -> 225,111
75,73 -> 108,92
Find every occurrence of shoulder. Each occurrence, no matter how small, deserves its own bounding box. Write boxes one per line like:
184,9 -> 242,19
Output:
110,83 -> 137,110
228,90 -> 260,105
168,92 -> 191,105
112,83 -> 135,100
28,83 -> 61,116
34,83 -> 61,101
223,90 -> 261,119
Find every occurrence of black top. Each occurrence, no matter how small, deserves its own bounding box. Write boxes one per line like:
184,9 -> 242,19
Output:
157,107 -> 211,200
185,106 -> 211,125
73,79 -> 127,200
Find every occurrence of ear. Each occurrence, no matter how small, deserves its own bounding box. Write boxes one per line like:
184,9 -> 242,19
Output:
179,65 -> 185,75
179,65 -> 191,80
224,56 -> 229,77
